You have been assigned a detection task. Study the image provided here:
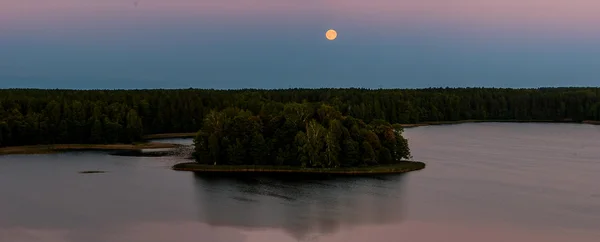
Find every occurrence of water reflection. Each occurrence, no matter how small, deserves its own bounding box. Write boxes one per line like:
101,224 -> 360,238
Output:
3,124 -> 600,242
193,173 -> 409,240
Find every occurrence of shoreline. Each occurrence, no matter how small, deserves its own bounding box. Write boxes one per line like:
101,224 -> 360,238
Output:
0,142 -> 180,155
2,120 -> 598,156
172,162 -> 426,175
398,119 -> 600,128
142,132 -> 197,140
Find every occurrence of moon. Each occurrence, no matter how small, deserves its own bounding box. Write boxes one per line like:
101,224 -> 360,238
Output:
325,29 -> 337,41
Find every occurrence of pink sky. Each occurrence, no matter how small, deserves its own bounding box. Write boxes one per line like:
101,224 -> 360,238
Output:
3,0 -> 600,29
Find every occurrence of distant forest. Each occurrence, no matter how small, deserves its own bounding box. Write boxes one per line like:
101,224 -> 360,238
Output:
1,87 -> 599,147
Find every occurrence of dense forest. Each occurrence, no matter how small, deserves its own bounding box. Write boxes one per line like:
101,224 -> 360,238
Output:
1,87 -> 599,147
192,104 -> 411,167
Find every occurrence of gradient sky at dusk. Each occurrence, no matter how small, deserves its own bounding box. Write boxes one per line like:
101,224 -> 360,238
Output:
1,0 -> 600,89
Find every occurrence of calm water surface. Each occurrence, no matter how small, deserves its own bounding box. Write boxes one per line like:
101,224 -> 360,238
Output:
1,123 -> 599,242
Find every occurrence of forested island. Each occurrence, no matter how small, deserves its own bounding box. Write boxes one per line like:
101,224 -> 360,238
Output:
1,88 -> 599,156
171,103 -> 424,174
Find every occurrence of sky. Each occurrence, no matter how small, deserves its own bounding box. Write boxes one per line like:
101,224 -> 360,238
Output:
1,0 -> 600,89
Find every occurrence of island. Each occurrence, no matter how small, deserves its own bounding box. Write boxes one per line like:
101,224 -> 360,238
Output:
172,103 -> 425,174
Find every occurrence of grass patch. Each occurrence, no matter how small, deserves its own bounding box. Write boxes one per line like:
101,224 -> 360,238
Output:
0,142 -> 180,155
172,161 -> 426,175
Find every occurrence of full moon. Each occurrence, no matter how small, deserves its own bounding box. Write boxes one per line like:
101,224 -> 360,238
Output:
325,29 -> 337,40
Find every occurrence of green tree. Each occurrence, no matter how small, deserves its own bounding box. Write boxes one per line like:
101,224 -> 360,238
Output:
203,110 -> 226,135
126,109 -> 143,142
394,131 -> 412,160
305,120 -> 326,167
0,121 -> 6,146
208,133 -> 221,165
89,119 -> 104,144
283,102 -> 312,128
362,141 -> 376,165
295,131 -> 309,167
325,130 -> 341,167
378,147 -> 393,164
103,118 -> 121,143
360,129 -> 381,150
341,138 -> 360,167
226,139 -> 246,165
317,104 -> 342,125
250,133 -> 268,165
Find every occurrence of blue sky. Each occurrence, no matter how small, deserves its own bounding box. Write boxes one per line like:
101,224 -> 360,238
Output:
1,0 -> 600,89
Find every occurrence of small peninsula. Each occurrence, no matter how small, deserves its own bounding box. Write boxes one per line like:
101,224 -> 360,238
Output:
173,103 -> 425,174
0,142 -> 179,155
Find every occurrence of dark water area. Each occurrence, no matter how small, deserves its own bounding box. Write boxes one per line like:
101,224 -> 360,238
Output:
1,123 -> 599,242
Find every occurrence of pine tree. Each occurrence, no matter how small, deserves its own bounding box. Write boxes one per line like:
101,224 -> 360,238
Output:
250,133 -> 268,165
126,109 -> 143,142
90,119 -> 104,144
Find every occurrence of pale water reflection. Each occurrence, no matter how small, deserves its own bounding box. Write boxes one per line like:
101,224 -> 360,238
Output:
1,123 -> 600,242
193,173 -> 409,240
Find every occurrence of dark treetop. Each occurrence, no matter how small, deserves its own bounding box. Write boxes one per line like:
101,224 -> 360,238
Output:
0,87 -> 599,147
192,104 -> 411,168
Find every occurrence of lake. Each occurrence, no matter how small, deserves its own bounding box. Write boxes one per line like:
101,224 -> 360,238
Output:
1,123 -> 599,242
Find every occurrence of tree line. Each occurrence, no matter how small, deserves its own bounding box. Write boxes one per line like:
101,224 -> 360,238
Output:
1,87 -> 599,147
192,104 -> 411,167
